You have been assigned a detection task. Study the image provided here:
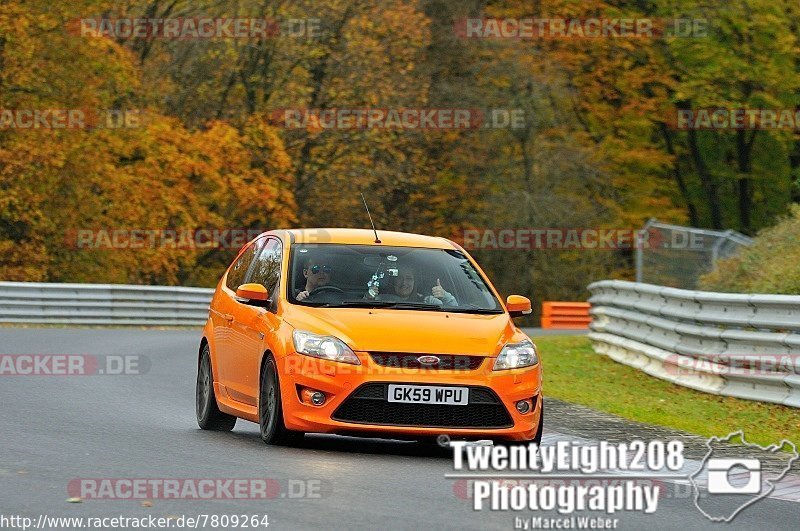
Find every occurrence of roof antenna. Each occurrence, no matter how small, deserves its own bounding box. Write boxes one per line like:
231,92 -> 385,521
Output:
360,192 -> 381,243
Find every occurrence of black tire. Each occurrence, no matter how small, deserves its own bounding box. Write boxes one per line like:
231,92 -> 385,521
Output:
533,401 -> 544,445
196,344 -> 237,431
416,435 -> 446,446
496,400 -> 543,447
259,355 -> 304,446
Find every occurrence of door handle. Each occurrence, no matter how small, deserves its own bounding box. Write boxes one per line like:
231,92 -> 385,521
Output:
223,313 -> 234,323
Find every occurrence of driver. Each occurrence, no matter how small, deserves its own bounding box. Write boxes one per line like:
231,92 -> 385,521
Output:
367,266 -> 457,307
296,258 -> 332,301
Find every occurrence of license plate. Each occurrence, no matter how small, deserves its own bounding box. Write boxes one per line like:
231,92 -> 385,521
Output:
387,384 -> 469,405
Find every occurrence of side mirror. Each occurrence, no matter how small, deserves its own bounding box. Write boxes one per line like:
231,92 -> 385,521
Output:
236,283 -> 271,308
506,295 -> 532,318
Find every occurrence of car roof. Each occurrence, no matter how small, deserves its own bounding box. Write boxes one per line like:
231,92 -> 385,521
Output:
283,228 -> 457,249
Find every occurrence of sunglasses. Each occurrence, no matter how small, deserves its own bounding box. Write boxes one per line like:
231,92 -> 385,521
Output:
308,265 -> 332,274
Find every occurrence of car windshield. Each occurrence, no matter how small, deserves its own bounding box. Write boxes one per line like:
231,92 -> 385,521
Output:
289,244 -> 502,313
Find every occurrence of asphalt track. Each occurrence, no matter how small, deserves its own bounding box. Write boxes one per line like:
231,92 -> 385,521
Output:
1,327 -> 797,530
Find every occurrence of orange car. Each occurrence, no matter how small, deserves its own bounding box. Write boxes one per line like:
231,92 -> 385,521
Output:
196,229 -> 542,445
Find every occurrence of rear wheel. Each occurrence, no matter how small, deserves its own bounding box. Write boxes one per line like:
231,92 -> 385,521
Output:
259,355 -> 304,445
196,344 -> 237,431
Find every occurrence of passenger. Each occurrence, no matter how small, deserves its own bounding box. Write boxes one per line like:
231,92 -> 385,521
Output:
368,266 -> 457,307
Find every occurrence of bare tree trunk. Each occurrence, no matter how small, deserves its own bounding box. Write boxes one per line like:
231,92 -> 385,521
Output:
790,136 -> 800,203
659,122 -> 699,225
293,4 -> 357,217
735,130 -> 757,234
687,128 -> 723,229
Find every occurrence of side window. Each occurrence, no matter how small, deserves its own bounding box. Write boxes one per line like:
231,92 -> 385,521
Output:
225,239 -> 263,291
247,238 -> 282,295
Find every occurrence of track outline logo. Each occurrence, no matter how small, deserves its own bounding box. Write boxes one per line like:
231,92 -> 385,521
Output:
689,430 -> 799,522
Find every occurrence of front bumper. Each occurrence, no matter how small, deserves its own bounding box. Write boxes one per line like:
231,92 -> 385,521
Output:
278,351 -> 542,441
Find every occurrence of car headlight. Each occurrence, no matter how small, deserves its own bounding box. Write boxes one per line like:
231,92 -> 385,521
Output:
493,339 -> 538,370
292,330 -> 360,365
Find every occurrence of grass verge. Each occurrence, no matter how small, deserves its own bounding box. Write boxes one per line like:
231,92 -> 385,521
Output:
536,335 -> 800,448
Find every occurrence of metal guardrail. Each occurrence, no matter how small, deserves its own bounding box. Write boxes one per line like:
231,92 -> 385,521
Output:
588,280 -> 800,408
0,282 -> 213,326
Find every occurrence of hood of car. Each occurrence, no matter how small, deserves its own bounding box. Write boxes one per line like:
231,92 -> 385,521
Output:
281,306 -> 518,356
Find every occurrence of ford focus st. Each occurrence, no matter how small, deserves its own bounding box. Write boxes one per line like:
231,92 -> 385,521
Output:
196,229 -> 542,445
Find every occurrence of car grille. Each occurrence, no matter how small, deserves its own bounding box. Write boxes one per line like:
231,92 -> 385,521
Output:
332,383 -> 513,429
369,352 -> 484,370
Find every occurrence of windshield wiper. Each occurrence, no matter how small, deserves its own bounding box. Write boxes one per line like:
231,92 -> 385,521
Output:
313,300 -> 503,314
444,308 -> 504,314
384,302 -> 444,310
324,300 -> 398,308
316,300 -> 503,313
317,300 -> 445,310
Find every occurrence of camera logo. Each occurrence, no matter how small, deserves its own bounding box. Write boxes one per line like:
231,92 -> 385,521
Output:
690,431 -> 798,522
706,458 -> 761,494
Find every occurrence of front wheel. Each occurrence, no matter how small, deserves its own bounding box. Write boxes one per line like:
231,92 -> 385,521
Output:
496,400 -> 543,446
532,401 -> 544,445
259,355 -> 304,445
196,344 -> 237,431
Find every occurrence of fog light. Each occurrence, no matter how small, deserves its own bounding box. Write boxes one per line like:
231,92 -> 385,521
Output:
311,391 -> 326,406
515,400 -> 531,414
300,388 -> 326,406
